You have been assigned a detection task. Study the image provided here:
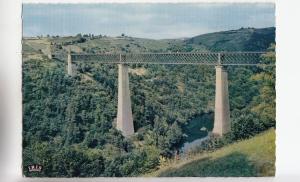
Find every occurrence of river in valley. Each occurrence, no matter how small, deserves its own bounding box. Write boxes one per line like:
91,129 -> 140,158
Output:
180,113 -> 213,154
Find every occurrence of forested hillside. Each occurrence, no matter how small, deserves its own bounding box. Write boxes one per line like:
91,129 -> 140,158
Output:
22,27 -> 275,177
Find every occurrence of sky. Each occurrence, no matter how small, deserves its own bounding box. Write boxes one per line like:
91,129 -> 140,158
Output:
22,3 -> 275,39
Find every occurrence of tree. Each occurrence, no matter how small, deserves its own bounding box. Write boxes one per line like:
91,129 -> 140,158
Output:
250,44 -> 276,128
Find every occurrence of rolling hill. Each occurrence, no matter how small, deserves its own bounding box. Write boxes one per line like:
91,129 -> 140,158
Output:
185,27 -> 275,51
23,27 -> 275,57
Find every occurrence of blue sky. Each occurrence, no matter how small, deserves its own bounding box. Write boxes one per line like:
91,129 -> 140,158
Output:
22,3 -> 275,39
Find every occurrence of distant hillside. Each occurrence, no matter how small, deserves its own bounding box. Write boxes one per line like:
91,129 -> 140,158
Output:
23,27 -> 275,57
146,128 -> 275,177
185,27 -> 275,51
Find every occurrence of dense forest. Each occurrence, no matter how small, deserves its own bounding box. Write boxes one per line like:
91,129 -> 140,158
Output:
22,27 -> 275,177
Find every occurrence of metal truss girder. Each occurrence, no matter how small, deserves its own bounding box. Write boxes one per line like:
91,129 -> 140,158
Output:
54,52 -> 273,65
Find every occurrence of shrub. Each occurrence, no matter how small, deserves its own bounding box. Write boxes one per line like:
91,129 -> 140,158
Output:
231,110 -> 265,140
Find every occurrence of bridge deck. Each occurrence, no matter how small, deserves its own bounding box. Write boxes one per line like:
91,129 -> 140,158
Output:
52,52 -> 273,65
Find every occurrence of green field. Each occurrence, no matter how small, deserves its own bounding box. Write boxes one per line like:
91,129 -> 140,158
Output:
147,128 -> 275,177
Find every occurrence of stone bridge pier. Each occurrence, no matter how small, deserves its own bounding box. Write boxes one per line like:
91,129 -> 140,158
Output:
67,52 -> 73,76
47,44 -> 52,59
212,55 -> 231,136
116,64 -> 134,136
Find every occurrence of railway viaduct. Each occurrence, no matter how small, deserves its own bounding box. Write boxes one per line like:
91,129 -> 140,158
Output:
51,51 -> 268,137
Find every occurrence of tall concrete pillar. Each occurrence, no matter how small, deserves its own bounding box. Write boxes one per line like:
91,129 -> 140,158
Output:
117,64 -> 134,137
212,65 -> 231,136
47,43 -> 52,59
67,52 -> 73,76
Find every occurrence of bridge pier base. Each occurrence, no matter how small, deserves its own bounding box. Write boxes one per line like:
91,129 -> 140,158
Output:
117,64 -> 134,137
213,65 -> 230,136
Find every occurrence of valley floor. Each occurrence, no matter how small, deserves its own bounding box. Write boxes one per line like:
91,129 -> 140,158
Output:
145,128 -> 275,177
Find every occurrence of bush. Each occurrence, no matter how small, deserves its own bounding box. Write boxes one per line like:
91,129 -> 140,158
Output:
231,110 -> 265,140
191,133 -> 233,154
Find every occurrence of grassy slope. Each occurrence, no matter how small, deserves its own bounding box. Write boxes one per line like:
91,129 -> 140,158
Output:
146,128 -> 275,177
